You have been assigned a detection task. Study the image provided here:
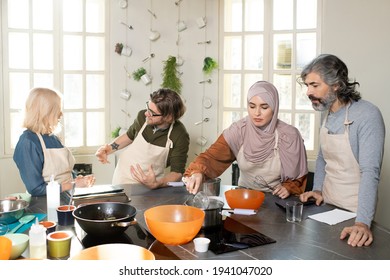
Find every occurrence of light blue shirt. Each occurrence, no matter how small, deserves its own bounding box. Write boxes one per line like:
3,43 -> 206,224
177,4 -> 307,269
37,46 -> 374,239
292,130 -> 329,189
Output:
314,99 -> 385,226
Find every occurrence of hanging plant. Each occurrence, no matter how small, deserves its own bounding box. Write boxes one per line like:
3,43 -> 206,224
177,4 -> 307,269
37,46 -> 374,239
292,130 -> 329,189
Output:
132,67 -> 147,81
202,57 -> 218,75
115,43 -> 124,55
115,43 -> 132,56
132,67 -> 151,85
161,56 -> 182,94
111,126 -> 121,138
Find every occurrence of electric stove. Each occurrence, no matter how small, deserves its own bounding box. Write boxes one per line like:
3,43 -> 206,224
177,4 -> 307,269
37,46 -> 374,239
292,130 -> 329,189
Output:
198,217 -> 276,255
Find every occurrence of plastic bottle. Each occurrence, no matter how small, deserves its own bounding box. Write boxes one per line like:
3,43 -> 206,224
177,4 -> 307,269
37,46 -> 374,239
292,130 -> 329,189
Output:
46,175 -> 60,222
29,218 -> 47,259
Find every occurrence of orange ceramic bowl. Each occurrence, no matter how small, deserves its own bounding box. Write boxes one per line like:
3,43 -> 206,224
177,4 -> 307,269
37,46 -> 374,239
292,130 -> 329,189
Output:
144,205 -> 205,245
225,188 -> 265,210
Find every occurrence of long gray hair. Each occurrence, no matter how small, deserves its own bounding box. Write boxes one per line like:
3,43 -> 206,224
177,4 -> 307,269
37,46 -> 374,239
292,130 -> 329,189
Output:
299,54 -> 361,104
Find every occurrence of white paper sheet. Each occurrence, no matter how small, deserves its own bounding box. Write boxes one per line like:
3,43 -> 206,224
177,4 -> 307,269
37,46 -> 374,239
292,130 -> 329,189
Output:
167,181 -> 185,187
308,209 -> 356,225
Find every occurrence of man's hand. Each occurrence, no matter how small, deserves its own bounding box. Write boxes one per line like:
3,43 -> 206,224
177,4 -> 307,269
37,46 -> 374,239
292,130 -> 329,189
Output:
95,144 -> 111,164
130,164 -> 159,189
340,222 -> 373,247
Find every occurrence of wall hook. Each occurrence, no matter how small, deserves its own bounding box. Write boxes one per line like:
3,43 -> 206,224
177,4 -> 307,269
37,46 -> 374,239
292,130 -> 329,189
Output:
120,22 -> 133,30
175,0 -> 183,6
147,9 -> 157,19
197,40 -> 211,45
123,66 -> 131,78
142,53 -> 155,63
199,79 -> 212,84
195,118 -> 210,126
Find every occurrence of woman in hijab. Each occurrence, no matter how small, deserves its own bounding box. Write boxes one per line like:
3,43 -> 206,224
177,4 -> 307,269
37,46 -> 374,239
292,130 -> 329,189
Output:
183,81 -> 308,199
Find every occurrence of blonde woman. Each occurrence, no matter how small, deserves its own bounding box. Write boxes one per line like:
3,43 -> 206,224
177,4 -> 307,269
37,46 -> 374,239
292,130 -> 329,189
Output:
13,88 -> 94,196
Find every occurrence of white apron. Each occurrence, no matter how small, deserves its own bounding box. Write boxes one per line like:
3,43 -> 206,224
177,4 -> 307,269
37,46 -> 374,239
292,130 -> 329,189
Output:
37,133 -> 75,184
237,130 -> 281,191
321,105 -> 360,212
112,122 -> 174,185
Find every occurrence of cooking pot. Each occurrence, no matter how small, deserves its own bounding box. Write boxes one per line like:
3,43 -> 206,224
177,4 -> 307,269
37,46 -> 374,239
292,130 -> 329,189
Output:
72,202 -> 137,236
201,178 -> 221,196
0,199 -> 29,224
186,198 -> 224,228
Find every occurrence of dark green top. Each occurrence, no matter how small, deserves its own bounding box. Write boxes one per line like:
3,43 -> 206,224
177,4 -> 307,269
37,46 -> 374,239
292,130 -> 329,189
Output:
126,110 -> 190,174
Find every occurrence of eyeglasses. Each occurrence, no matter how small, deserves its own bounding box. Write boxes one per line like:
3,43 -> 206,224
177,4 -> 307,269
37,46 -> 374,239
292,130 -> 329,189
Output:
146,101 -> 162,117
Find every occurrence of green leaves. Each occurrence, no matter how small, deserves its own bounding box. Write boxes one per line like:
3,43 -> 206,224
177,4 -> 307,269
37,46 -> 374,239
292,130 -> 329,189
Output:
202,57 -> 218,75
161,56 -> 182,94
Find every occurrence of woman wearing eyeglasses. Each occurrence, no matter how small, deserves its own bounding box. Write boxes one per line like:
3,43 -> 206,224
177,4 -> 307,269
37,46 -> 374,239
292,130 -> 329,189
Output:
95,88 -> 190,189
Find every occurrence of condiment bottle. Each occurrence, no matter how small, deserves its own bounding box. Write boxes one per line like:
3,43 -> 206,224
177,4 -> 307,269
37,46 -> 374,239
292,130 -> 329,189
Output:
46,174 -> 60,222
29,218 -> 47,259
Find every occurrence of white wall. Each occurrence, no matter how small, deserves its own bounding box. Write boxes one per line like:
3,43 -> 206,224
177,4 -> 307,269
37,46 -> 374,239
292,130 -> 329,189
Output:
1,0 -> 389,229
321,0 -> 390,229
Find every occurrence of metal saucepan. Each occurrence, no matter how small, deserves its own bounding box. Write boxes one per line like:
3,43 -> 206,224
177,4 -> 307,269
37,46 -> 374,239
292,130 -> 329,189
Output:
186,198 -> 224,228
72,202 -> 137,236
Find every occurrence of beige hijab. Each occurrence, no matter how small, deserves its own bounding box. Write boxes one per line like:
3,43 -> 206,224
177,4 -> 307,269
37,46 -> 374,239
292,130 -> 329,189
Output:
223,81 -> 307,180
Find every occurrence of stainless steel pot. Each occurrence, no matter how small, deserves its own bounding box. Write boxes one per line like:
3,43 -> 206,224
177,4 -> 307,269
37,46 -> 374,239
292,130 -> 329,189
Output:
186,198 -> 224,228
201,178 -> 221,196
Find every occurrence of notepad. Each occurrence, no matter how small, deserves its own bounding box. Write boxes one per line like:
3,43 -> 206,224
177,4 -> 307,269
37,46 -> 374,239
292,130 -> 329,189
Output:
308,209 -> 356,225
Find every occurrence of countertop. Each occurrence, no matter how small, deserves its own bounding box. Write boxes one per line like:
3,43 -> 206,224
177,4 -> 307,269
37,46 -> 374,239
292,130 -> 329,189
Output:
25,184 -> 390,260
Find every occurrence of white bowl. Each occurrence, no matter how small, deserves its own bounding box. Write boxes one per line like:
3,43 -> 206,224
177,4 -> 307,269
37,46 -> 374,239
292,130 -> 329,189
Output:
4,233 -> 29,259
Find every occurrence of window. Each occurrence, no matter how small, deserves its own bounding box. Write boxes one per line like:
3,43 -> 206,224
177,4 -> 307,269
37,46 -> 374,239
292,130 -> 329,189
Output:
220,0 -> 321,158
1,0 -> 108,155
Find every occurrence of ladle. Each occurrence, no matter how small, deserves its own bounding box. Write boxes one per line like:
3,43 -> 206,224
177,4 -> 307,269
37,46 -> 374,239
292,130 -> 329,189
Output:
185,191 -> 210,210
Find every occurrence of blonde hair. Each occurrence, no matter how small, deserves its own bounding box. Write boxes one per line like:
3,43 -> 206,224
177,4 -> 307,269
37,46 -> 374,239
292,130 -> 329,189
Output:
23,88 -> 62,134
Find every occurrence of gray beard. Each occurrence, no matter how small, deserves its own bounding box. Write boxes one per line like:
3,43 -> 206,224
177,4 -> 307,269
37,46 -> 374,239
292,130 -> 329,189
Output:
311,90 -> 337,111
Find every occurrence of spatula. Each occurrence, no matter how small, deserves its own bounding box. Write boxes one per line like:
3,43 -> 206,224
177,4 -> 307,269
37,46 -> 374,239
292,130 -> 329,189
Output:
9,214 -> 35,233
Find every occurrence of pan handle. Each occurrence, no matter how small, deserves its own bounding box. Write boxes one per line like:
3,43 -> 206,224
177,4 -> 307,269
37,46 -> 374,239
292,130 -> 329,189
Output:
111,219 -> 137,228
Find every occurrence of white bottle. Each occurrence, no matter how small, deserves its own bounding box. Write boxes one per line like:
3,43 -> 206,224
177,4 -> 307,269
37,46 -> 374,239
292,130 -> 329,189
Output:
29,218 -> 47,259
46,175 -> 60,222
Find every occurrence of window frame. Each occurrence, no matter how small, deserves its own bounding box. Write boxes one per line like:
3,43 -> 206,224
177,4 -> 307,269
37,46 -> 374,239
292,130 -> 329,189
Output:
218,0 -> 322,160
1,0 -> 110,157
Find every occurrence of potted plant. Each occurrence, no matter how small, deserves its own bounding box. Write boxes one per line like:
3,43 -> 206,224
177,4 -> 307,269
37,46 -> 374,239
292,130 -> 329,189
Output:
132,67 -> 151,84
202,57 -> 218,75
161,56 -> 182,94
115,43 -> 132,56
111,126 -> 121,138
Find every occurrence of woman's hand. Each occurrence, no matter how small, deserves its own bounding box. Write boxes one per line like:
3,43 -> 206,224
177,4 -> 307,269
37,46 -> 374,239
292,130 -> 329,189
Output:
182,173 -> 203,194
74,174 -> 95,188
272,185 -> 290,199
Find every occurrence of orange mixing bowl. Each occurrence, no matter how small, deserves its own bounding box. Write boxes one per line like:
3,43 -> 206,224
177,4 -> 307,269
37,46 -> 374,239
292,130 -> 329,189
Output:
225,188 -> 265,210
144,205 -> 205,245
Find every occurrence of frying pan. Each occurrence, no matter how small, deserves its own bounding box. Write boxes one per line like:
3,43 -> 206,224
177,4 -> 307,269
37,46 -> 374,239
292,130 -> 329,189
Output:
73,202 -> 137,236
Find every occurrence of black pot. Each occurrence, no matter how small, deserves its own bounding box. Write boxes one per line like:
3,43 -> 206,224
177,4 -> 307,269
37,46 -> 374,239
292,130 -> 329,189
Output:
186,198 -> 224,228
73,202 -> 137,236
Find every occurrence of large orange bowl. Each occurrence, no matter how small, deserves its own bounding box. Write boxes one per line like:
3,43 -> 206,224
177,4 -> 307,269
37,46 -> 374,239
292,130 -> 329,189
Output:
144,205 -> 205,245
70,244 -> 155,260
225,188 -> 265,210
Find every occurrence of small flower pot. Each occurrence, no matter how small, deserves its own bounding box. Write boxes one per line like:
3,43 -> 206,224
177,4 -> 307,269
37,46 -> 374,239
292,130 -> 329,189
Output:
141,74 -> 152,85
